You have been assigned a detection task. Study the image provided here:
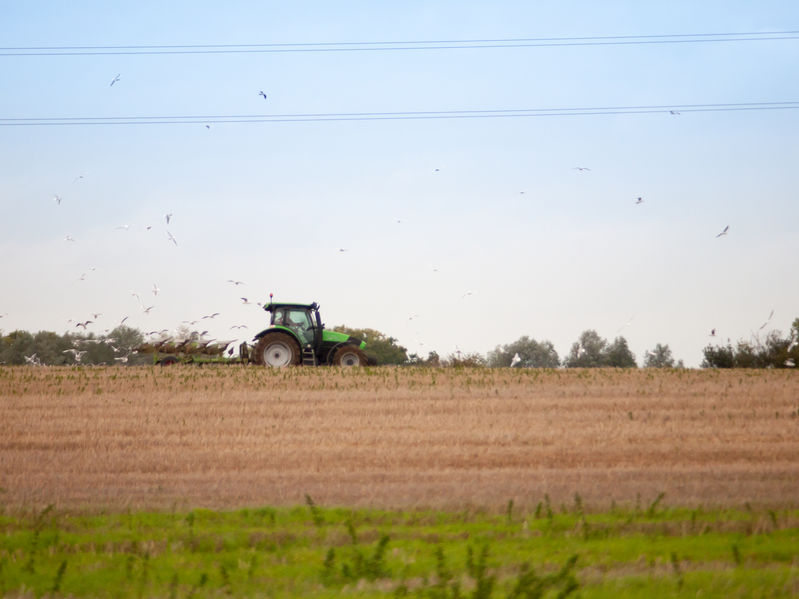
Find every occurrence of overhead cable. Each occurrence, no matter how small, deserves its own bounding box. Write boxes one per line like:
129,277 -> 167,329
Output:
2,101 -> 798,127
1,31 -> 798,56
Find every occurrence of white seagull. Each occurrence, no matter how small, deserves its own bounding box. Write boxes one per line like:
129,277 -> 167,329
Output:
510,353 -> 522,368
716,225 -> 730,238
110,74 -> 121,86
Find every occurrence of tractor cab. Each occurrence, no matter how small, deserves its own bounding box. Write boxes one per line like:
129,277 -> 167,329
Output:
267,303 -> 321,348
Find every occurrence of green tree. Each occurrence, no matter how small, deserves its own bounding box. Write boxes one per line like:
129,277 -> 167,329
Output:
1,330 -> 35,365
563,330 -> 607,367
643,343 -> 676,368
564,330 -> 637,368
487,336 -> 560,368
605,336 -> 637,368
702,320 -> 799,368
443,351 -> 486,367
407,351 -> 441,367
701,343 -> 735,368
332,326 -> 408,365
33,330 -> 75,365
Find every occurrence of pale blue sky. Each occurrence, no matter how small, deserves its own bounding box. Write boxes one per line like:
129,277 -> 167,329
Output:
2,1 -> 798,366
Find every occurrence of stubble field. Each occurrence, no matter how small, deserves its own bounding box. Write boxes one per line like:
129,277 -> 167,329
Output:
1,365 -> 797,512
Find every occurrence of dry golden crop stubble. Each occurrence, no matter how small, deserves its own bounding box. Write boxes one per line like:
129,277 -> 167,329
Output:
0,365 -> 797,511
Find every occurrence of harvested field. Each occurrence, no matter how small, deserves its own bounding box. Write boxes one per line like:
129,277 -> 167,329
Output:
1,366 -> 797,512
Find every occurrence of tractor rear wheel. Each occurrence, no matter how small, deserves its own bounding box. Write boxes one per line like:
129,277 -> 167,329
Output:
252,332 -> 301,367
332,345 -> 368,367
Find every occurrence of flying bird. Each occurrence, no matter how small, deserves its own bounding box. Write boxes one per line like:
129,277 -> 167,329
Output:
53,195 -> 62,205
227,280 -> 245,286
63,349 -> 87,363
510,353 -> 522,368
240,297 -> 251,304
716,225 -> 730,238
710,329 -> 717,337
110,74 -> 121,86
759,310 -> 775,330
142,305 -> 154,314
65,235 -> 75,242
130,291 -> 142,305
165,213 -> 173,225
635,197 -> 643,205
75,320 -> 93,329
152,283 -> 160,296
669,110 -> 681,115
166,230 -> 178,246
202,312 -> 220,319
258,91 -> 267,99
573,167 -> 591,172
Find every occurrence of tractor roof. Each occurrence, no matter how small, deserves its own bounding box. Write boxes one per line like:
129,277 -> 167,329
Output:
264,301 -> 319,312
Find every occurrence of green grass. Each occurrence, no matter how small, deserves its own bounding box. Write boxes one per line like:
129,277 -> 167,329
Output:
0,501 -> 797,597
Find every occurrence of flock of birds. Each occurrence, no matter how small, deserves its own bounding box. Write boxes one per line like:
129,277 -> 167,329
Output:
3,72 -> 782,369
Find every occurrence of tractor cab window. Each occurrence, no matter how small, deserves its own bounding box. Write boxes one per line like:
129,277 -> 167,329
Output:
273,308 -> 314,345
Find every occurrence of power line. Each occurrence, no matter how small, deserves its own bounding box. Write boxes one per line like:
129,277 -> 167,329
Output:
1,31 -> 798,56
2,101 -> 798,127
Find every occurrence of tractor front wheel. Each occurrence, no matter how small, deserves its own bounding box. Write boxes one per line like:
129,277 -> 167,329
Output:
332,345 -> 368,367
253,332 -> 301,367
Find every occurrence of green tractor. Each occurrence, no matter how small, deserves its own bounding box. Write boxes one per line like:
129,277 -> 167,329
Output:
250,300 -> 375,367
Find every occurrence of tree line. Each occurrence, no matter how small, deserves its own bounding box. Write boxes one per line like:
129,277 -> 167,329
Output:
2,318 -> 797,368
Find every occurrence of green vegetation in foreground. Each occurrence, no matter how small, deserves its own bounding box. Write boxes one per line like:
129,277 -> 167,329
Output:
0,497 -> 797,598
